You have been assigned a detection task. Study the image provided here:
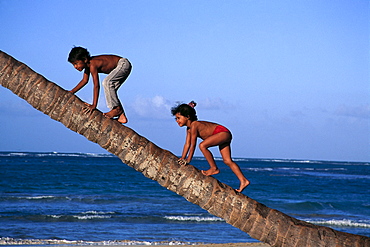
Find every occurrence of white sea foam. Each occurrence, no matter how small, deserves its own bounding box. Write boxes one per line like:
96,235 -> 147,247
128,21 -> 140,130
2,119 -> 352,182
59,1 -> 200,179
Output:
164,216 -> 224,222
74,215 -> 112,220
0,237 -> 197,245
245,167 -> 348,172
49,215 -> 62,219
308,219 -> 370,228
73,211 -> 116,220
47,214 -> 113,220
82,210 -> 116,215
2,152 -> 28,156
25,195 -> 55,200
247,167 -> 273,171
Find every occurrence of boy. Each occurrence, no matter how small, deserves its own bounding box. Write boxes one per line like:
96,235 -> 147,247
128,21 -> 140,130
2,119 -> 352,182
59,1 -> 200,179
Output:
68,46 -> 132,123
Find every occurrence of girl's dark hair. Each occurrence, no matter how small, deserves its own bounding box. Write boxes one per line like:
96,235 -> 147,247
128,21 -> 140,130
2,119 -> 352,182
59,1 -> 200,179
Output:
171,101 -> 198,121
68,46 -> 91,63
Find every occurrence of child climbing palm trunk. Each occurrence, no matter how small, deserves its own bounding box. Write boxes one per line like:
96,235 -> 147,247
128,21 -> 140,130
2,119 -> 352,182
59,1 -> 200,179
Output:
171,101 -> 250,193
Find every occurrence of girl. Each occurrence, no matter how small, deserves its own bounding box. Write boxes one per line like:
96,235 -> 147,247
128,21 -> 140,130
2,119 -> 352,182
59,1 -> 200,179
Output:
171,101 -> 250,193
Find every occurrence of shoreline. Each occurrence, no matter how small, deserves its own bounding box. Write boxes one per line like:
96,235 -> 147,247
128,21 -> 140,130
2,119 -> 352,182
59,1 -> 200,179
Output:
0,238 -> 270,246
0,244 -> 270,247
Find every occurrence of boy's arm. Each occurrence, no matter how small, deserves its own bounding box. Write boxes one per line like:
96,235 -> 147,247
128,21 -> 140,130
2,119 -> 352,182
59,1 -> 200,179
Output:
70,69 -> 89,93
88,64 -> 100,110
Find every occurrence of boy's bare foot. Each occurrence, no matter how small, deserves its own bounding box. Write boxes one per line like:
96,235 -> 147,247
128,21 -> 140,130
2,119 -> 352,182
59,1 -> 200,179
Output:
117,114 -> 128,124
235,179 -> 250,193
201,168 -> 220,176
103,107 -> 123,119
103,107 -> 128,124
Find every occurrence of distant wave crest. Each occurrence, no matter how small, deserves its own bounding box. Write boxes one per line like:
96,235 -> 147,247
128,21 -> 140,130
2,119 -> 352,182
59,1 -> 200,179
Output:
0,151 -> 115,158
2,152 -> 368,165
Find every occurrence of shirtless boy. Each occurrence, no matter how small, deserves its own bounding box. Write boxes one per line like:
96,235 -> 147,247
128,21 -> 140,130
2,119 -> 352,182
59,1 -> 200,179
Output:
68,46 -> 131,123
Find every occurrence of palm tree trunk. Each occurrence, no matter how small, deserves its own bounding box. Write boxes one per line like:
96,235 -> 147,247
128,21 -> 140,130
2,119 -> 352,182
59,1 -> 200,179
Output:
0,50 -> 369,247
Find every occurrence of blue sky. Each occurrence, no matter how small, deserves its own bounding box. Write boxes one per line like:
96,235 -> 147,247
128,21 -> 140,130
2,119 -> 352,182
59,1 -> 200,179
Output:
0,0 -> 369,162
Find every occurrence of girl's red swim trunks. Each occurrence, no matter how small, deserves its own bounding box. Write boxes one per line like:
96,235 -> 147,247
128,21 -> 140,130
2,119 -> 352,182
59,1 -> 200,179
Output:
212,125 -> 230,135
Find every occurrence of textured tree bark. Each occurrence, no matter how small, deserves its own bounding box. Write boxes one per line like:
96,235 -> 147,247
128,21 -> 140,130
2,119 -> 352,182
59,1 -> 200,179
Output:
1,50 -> 369,247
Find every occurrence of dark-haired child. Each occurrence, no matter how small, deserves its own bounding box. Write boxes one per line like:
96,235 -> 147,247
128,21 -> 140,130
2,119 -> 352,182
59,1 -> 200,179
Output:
68,46 -> 132,123
171,101 -> 250,193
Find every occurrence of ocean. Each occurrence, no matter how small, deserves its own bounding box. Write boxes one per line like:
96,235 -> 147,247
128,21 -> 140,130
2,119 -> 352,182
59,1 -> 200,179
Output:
0,152 -> 369,245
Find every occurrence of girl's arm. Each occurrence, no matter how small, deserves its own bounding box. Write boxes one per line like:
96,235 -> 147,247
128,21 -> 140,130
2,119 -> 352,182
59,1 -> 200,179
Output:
185,125 -> 198,163
181,128 -> 191,159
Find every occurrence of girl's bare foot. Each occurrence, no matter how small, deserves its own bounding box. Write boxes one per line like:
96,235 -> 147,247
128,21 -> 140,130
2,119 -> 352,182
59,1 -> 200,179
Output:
201,168 -> 220,176
117,114 -> 128,124
235,179 -> 250,193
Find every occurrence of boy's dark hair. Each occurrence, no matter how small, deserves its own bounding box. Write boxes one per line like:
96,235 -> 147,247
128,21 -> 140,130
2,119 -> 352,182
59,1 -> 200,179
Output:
171,101 -> 198,121
68,46 -> 91,63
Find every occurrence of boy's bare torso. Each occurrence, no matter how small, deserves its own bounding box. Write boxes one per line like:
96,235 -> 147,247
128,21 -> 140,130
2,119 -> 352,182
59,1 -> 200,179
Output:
90,55 -> 122,74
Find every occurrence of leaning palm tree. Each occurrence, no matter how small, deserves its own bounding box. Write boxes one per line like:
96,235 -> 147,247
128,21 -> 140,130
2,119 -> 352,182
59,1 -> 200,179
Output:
0,50 -> 369,247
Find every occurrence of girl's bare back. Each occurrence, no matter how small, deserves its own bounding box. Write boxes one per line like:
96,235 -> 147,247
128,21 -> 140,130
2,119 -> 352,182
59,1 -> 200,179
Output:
192,121 -> 220,140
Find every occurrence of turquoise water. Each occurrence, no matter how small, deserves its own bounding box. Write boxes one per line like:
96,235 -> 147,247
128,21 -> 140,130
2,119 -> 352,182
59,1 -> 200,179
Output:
0,152 -> 369,244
